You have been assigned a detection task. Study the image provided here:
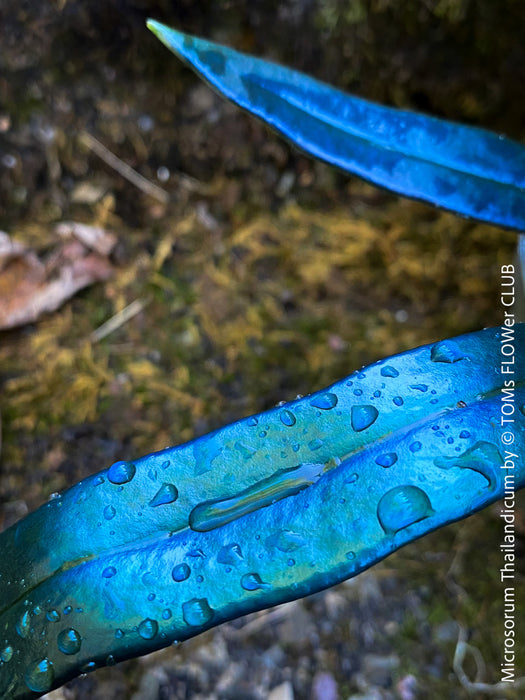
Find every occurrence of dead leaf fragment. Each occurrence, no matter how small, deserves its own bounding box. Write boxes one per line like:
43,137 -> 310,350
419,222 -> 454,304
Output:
0,224 -> 116,330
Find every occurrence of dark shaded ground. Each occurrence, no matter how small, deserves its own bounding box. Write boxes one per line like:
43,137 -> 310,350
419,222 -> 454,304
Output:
1,1 -> 524,698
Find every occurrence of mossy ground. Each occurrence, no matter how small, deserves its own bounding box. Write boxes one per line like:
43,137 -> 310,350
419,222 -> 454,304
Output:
1,2 -> 524,698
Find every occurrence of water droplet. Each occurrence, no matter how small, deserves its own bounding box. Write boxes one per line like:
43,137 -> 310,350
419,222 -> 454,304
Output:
81,661 -> 96,673
375,452 -> 398,468
308,438 -> 323,451
161,460 -> 170,470
434,441 -> 502,488
259,430 -> 267,438
115,629 -> 124,639
459,430 -> 470,439
235,441 -> 257,459
147,593 -> 156,601
25,658 -> 54,693
381,365 -> 399,378
16,610 -> 31,638
346,551 -> 356,560
196,575 -> 204,583
241,573 -> 270,591
373,390 -> 381,398
310,392 -> 338,410
93,476 -> 104,486
57,628 -> 82,655
217,543 -> 244,566
351,405 -> 379,432
265,530 -> 306,552
377,485 -> 434,534
353,388 -> 363,396
63,606 -> 72,615
393,396 -> 404,406
103,505 -> 116,522
138,618 -> 158,640
409,441 -> 422,453
102,566 -> 116,579
344,472 -> 359,484
0,646 -> 13,663
106,654 -> 116,666
182,598 -> 214,627
46,609 -> 60,623
430,340 -> 465,363
149,483 -> 178,507
162,608 -> 172,620
247,416 -> 258,426
287,558 -> 295,566
410,384 -> 428,392
107,461 -> 136,485
172,563 -> 191,582
280,409 -> 296,426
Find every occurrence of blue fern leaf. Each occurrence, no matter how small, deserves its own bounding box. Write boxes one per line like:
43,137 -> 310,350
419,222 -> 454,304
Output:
1,325 -> 524,697
147,20 -> 525,232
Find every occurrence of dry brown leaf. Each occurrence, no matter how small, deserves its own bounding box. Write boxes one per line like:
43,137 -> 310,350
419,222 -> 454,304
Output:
0,224 -> 116,330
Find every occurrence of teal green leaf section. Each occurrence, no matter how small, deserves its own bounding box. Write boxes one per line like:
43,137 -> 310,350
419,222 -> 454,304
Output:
1,325 -> 524,697
146,20 -> 525,232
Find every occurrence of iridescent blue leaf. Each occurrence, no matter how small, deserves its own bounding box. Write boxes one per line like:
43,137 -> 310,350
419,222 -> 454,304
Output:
146,20 -> 525,232
1,325 -> 524,697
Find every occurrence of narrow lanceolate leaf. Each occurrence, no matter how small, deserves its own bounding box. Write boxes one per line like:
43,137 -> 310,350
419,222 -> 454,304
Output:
146,20 -> 525,232
1,326 -> 524,697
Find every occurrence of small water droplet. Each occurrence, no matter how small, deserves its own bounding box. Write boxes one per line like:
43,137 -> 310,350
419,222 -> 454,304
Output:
310,392 -> 338,410
410,384 -> 428,392
287,558 -> 296,566
344,472 -> 359,484
217,543 -> 244,566
346,551 -> 356,560
265,530 -> 306,552
161,460 -> 170,470
393,396 -> 404,406
57,628 -> 82,655
351,405 -> 379,432
280,409 -> 296,426
430,340 -> 465,363
373,390 -> 381,398
138,618 -> 158,640
241,573 -> 270,591
308,438 -> 324,451
381,365 -> 399,378
16,610 -> 31,638
459,430 -> 470,439
149,483 -> 178,507
115,629 -> 124,639
106,654 -> 116,666
103,505 -> 116,520
147,593 -> 156,601
377,485 -> 434,534
107,461 -> 136,485
172,563 -> 191,582
196,575 -> 204,583
182,598 -> 214,627
93,476 -> 104,486
25,658 -> 54,693
102,566 -> 116,579
63,606 -> 72,615
162,608 -> 172,620
81,661 -> 96,673
247,416 -> 258,426
409,441 -> 422,453
353,388 -> 363,396
46,609 -> 60,623
0,646 -> 13,663
375,452 -> 398,468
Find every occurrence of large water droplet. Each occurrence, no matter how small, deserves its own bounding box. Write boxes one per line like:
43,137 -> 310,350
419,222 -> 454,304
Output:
217,543 -> 244,566
351,405 -> 379,432
380,365 -> 399,378
375,452 -> 398,468
241,573 -> 270,591
107,461 -> 136,485
182,598 -> 214,627
430,340 -> 465,363
103,505 -> 116,520
25,659 -> 54,693
172,563 -> 191,582
57,628 -> 82,655
0,646 -> 13,663
310,393 -> 338,410
138,618 -> 158,640
280,409 -> 296,426
16,610 -> 31,638
149,483 -> 178,507
265,530 -> 306,552
377,485 -> 434,534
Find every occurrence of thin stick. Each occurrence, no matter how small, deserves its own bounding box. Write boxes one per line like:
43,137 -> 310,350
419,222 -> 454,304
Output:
80,131 -> 170,204
90,299 -> 148,342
